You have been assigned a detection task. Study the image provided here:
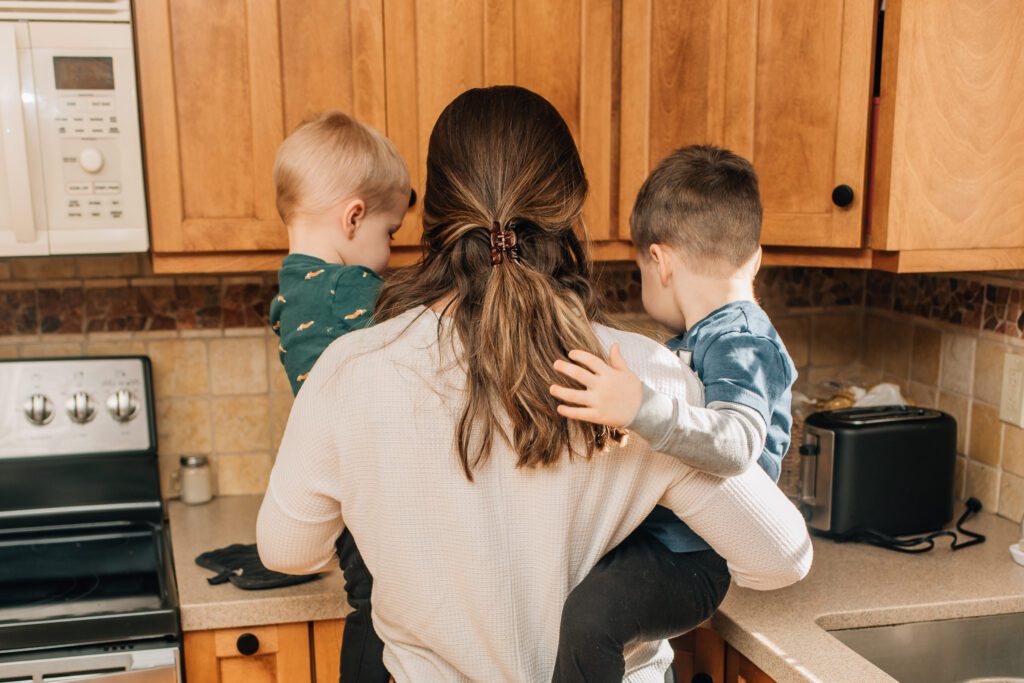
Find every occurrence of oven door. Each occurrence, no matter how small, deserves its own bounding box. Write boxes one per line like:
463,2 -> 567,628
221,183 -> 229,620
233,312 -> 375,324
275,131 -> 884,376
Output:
0,645 -> 179,683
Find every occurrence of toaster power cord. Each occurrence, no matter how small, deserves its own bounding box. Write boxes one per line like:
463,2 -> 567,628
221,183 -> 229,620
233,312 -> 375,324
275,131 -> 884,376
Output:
832,497 -> 986,554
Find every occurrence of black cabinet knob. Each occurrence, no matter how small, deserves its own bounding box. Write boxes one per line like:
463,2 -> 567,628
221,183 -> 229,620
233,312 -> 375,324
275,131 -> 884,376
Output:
832,184 -> 855,207
692,674 -> 714,683
236,633 -> 260,656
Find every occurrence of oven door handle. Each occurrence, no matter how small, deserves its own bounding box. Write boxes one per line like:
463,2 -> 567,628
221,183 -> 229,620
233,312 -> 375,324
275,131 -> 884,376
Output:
0,23 -> 37,244
43,666 -> 178,683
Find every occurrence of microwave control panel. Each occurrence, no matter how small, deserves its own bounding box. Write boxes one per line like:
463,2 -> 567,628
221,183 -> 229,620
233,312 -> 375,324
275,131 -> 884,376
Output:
28,22 -> 147,254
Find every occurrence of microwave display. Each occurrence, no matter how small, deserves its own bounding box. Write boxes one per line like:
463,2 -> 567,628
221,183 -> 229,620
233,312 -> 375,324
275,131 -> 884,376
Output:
53,56 -> 114,90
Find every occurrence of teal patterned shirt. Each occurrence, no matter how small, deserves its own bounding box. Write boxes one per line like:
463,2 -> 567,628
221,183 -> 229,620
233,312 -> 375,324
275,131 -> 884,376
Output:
269,254 -> 382,395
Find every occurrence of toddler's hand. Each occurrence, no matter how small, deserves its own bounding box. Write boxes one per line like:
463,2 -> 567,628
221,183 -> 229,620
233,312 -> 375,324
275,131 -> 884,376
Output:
550,344 -> 643,428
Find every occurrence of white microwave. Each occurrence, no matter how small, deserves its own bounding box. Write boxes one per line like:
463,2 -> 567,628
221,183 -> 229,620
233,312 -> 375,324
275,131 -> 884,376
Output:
0,0 -> 147,256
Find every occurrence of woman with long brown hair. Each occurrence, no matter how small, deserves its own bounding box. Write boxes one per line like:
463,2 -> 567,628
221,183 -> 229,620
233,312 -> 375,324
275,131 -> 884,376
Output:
257,86 -> 810,682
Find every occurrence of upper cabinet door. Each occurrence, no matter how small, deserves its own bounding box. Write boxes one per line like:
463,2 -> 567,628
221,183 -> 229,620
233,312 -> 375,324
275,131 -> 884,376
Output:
620,0 -> 876,249
382,0 -> 616,244
135,0 -> 386,255
871,0 -> 1024,253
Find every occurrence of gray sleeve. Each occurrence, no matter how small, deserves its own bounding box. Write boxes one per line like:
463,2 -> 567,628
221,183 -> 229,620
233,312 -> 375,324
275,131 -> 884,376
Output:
627,382 -> 768,477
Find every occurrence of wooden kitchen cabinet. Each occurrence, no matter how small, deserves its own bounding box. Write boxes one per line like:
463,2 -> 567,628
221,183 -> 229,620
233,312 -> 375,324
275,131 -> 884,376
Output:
182,623 -> 312,683
868,0 -> 1024,272
135,0 -> 388,274
724,643 -> 775,683
619,0 -> 876,250
183,619 -> 344,683
136,0 -> 628,273
380,0 -> 621,250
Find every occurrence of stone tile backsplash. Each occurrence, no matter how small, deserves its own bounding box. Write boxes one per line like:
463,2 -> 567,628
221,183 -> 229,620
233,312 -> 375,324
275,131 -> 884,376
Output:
13,254 -> 975,511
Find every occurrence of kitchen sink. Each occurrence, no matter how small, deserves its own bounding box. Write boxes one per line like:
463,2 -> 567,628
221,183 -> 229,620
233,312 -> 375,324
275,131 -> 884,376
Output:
830,612 -> 1024,683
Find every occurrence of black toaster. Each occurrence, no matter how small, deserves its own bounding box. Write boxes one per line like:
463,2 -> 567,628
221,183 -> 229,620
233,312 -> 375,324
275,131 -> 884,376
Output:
798,405 -> 957,537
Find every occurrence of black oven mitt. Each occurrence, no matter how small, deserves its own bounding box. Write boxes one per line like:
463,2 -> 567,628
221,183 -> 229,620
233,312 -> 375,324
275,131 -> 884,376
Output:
196,543 -> 323,590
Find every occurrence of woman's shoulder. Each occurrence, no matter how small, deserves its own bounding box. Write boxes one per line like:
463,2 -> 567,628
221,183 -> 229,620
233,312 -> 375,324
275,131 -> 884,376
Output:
310,307 -> 430,376
592,323 -> 703,404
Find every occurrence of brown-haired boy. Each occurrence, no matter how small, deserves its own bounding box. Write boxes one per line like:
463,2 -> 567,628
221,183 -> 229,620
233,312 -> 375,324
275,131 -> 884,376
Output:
550,145 -> 797,681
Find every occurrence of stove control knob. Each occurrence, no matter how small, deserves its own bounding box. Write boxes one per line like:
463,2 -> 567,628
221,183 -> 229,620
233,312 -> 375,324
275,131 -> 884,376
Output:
66,391 -> 96,424
24,394 -> 55,425
106,389 -> 139,422
79,147 -> 105,174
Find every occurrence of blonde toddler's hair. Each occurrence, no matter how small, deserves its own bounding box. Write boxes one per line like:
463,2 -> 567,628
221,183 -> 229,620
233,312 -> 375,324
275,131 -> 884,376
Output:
273,111 -> 410,224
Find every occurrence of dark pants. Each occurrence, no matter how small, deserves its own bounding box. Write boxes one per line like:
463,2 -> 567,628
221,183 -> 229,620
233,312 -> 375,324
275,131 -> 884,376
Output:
335,529 -> 390,683
552,529 -> 732,683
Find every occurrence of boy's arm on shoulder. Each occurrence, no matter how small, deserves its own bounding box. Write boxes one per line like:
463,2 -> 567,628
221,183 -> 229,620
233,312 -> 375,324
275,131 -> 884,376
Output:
628,383 -> 767,477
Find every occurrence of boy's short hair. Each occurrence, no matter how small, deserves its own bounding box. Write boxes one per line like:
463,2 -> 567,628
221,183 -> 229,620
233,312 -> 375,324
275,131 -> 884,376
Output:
273,112 -> 410,224
630,145 -> 762,268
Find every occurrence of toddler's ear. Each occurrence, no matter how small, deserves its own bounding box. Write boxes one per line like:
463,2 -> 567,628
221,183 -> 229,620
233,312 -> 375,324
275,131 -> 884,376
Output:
649,244 -> 674,286
342,199 -> 366,239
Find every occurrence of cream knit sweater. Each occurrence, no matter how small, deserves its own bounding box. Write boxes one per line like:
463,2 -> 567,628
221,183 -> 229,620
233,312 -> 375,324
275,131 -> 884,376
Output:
257,307 -> 812,682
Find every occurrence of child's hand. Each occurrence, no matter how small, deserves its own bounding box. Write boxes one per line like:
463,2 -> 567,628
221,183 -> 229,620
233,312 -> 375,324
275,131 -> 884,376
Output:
550,344 -> 643,428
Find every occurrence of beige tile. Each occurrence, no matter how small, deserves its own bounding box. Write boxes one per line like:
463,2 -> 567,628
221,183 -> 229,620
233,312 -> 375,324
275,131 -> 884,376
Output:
774,317 -> 810,368
75,254 -> 141,279
965,461 -> 1000,513
906,381 -> 938,408
954,456 -> 966,501
811,314 -> 861,367
215,453 -> 273,496
998,471 -> 1024,524
938,392 -> 970,455
212,396 -> 270,453
11,256 -> 77,279
911,326 -> 942,386
973,341 -> 1006,405
21,341 -> 83,357
862,315 -> 913,377
86,339 -> 147,356
269,392 -> 294,452
267,336 -> 293,394
209,337 -> 268,395
0,344 -> 17,359
968,402 -> 1002,466
147,339 -> 210,397
940,333 -> 976,395
156,397 -> 213,455
1003,423 -> 1024,477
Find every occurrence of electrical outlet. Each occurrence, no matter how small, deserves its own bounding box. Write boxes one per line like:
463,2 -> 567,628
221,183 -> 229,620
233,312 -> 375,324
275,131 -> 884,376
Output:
1001,354 -> 1024,427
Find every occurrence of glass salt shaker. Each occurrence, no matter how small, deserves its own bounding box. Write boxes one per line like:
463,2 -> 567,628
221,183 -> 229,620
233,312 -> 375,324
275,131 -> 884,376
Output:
175,455 -> 214,505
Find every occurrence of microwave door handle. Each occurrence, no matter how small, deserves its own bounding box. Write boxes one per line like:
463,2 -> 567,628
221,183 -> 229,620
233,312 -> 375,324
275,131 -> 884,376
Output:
0,24 -> 37,244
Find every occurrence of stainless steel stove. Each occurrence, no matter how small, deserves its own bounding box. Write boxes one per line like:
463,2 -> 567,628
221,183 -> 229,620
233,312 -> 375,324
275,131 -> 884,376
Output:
0,356 -> 180,682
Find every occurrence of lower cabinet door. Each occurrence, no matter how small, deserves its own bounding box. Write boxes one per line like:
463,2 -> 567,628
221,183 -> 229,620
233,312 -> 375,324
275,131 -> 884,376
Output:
183,623 -> 312,683
311,620 -> 346,683
725,643 -> 776,683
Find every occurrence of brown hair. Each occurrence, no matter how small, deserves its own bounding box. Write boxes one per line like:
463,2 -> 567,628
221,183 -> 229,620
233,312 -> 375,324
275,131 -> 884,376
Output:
273,111 -> 409,224
630,144 -> 762,269
375,86 -> 617,480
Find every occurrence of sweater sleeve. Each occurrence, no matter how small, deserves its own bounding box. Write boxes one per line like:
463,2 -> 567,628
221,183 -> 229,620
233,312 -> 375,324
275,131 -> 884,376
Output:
658,464 -> 813,591
628,382 -> 767,477
257,373 -> 346,575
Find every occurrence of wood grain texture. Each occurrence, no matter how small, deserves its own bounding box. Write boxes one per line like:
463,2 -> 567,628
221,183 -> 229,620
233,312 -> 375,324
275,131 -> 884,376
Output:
619,0 -> 874,250
873,248 -> 1024,274
872,0 -> 1024,252
134,0 -> 184,251
725,643 -> 776,683
183,623 -> 311,683
311,620 -> 345,683
761,247 -> 872,269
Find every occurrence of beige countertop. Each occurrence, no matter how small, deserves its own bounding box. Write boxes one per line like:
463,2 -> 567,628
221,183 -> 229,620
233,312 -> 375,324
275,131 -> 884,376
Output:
713,509 -> 1024,682
167,495 -> 348,631
168,496 -> 1024,681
